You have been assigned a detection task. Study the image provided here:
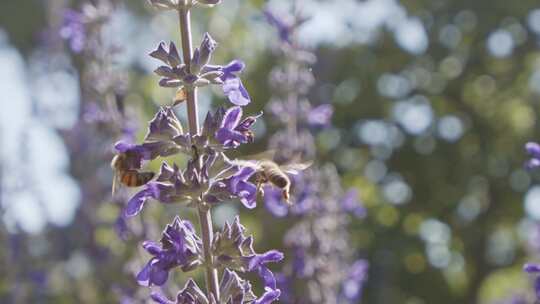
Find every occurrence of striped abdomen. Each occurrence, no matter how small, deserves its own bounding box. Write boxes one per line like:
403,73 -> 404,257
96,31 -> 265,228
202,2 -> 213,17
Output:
120,170 -> 155,187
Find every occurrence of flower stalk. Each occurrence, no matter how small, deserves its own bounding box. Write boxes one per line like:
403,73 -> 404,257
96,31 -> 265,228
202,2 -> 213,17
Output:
177,5 -> 219,300
115,1 -> 282,303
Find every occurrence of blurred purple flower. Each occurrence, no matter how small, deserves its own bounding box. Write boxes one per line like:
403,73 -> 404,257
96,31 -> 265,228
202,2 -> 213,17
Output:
60,9 -> 86,53
341,188 -> 366,218
307,104 -> 334,127
263,9 -> 292,44
526,142 -> 540,169
341,259 -> 369,301
137,217 -> 202,286
114,215 -> 130,241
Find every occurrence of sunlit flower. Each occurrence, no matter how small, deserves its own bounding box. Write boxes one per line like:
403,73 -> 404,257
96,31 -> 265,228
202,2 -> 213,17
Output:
215,107 -> 260,149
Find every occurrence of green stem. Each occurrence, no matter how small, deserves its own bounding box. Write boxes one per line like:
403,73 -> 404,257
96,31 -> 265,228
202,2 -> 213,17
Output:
177,6 -> 220,301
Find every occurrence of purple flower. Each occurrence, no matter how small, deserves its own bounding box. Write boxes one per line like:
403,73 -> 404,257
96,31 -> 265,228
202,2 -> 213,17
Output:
341,189 -> 366,218
124,183 -> 162,217
150,41 -> 181,67
307,104 -> 333,127
205,60 -> 251,105
224,167 -> 258,209
146,107 -> 184,141
60,9 -> 86,53
212,218 -> 283,303
124,160 -> 210,217
215,107 -> 260,149
341,260 -> 369,301
524,263 -> 540,273
150,268 -> 277,304
254,288 -> 281,304
137,217 -> 202,287
114,215 -> 130,241
192,33 -> 218,74
263,9 -> 292,44
526,142 -> 540,169
244,250 -> 284,289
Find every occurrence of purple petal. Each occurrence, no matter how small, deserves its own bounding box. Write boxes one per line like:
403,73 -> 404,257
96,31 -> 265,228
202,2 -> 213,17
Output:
526,158 -> 540,170
341,189 -> 366,218
149,264 -> 169,286
248,250 -> 284,270
221,106 -> 243,130
215,128 -> 247,146
143,241 -> 162,256
223,78 -> 251,106
527,142 -> 540,158
258,266 -> 277,289
264,186 -> 289,217
525,263 -> 540,273
124,184 -> 159,217
536,276 -> 540,300
113,215 -> 129,241
307,104 -> 333,127
168,42 -> 181,67
254,287 -> 281,304
149,42 -> 170,64
236,181 -> 257,209
136,260 -> 152,286
150,292 -> 173,304
222,60 -> 245,76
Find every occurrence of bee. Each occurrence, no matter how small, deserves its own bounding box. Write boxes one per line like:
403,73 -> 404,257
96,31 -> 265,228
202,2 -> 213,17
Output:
111,153 -> 155,196
230,157 -> 312,204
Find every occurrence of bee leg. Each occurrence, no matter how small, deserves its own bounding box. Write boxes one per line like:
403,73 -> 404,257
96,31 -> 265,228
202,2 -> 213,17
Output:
112,173 -> 118,197
282,186 -> 291,205
256,180 -> 264,198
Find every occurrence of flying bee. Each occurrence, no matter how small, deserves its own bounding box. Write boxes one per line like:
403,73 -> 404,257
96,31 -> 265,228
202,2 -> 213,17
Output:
229,157 -> 312,204
111,153 -> 155,196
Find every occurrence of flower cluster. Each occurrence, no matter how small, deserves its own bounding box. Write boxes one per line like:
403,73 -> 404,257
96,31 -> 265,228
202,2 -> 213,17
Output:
260,8 -> 368,303
60,2 -> 111,53
151,39 -> 250,106
110,1 -> 284,303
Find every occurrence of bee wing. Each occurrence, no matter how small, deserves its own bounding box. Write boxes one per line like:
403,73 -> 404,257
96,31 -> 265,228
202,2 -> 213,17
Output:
242,149 -> 276,161
228,159 -> 261,169
112,171 -> 119,196
281,161 -> 313,175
